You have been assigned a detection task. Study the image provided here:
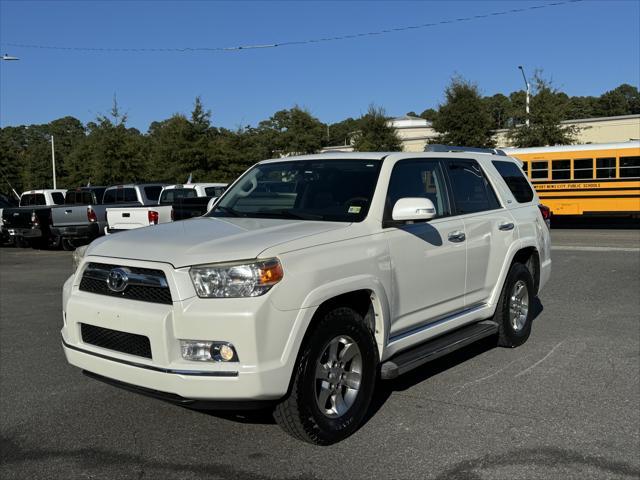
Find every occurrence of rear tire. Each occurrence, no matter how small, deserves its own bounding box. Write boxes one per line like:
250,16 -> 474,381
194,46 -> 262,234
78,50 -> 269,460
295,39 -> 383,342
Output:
494,263 -> 535,348
274,307 -> 378,445
61,238 -> 76,251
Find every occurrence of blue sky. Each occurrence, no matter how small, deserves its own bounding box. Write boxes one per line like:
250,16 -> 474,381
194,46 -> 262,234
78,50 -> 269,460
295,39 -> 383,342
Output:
1,0 -> 639,132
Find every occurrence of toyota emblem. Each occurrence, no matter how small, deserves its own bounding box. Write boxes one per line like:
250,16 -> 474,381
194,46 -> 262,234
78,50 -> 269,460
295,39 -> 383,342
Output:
107,268 -> 129,293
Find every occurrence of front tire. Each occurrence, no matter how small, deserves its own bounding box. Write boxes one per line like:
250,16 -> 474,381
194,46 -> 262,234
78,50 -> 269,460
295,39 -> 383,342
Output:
494,263 -> 535,347
274,307 -> 378,445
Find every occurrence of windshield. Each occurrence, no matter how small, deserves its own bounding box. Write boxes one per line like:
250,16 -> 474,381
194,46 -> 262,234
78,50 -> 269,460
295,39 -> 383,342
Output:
159,188 -> 197,204
208,159 -> 382,222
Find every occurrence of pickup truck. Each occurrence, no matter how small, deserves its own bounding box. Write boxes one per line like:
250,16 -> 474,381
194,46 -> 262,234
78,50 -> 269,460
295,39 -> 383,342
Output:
103,184 -> 167,234
0,194 -> 19,245
50,187 -> 108,250
1,189 -> 67,247
158,183 -> 227,221
63,149 -> 551,445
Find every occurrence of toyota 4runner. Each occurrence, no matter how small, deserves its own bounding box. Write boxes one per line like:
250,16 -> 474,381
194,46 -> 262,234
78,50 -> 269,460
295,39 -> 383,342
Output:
62,150 -> 551,445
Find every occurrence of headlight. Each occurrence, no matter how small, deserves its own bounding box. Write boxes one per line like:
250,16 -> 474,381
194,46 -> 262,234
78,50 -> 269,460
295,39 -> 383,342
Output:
72,245 -> 89,273
189,258 -> 283,298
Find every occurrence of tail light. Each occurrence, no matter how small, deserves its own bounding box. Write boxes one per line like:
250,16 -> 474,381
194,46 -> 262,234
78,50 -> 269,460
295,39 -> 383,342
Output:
538,204 -> 551,228
31,211 -> 39,227
148,210 -> 159,225
87,207 -> 98,223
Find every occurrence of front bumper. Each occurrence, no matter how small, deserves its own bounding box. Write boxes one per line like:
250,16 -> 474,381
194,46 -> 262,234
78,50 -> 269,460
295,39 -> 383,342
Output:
61,261 -> 305,401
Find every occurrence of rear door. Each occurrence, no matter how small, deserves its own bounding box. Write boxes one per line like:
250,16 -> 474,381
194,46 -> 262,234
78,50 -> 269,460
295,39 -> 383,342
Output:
444,158 -> 515,306
384,158 -> 467,338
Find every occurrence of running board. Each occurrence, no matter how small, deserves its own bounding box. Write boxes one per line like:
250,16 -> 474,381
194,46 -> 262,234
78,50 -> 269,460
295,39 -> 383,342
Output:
380,320 -> 499,380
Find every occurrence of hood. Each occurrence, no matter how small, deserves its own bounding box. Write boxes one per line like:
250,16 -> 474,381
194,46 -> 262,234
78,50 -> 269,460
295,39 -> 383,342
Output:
88,217 -> 349,268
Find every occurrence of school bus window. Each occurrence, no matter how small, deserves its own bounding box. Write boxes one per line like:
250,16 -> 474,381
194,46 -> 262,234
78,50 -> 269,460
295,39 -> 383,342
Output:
619,156 -> 640,178
530,161 -> 548,180
596,157 -> 616,179
552,159 -> 570,180
573,158 -> 593,179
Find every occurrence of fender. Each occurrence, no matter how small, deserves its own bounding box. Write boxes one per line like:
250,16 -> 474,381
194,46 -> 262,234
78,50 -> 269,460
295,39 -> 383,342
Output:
488,239 -> 539,308
279,275 -> 392,369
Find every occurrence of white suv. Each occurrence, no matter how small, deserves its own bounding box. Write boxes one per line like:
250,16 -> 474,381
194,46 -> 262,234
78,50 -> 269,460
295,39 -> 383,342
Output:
62,150 -> 551,445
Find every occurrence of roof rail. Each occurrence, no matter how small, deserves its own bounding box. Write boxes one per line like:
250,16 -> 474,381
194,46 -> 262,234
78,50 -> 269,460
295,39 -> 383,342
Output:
424,144 -> 507,156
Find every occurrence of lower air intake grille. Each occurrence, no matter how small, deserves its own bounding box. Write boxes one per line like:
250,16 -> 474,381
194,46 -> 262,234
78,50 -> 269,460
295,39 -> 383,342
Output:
81,323 -> 152,359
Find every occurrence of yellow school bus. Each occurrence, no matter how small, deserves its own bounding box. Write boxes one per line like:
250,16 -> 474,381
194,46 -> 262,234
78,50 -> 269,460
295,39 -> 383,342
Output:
503,141 -> 640,217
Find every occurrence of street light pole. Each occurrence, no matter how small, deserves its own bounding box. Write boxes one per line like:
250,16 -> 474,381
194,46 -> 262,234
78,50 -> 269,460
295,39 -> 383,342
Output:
51,135 -> 57,189
518,65 -> 530,127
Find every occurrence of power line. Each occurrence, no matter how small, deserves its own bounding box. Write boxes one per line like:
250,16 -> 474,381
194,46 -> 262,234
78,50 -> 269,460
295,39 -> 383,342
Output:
1,0 -> 584,54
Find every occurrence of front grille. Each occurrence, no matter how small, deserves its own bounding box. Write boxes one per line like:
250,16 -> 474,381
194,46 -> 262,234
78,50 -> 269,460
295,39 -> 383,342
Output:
79,262 -> 172,305
81,323 -> 152,359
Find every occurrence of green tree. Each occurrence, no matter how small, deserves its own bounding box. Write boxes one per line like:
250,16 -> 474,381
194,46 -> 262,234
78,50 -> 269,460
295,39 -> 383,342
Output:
327,117 -> 360,146
431,77 -> 495,148
484,93 -> 512,130
258,107 -> 326,156
419,108 -> 438,122
596,84 -> 640,116
508,73 -> 578,147
353,105 -> 401,152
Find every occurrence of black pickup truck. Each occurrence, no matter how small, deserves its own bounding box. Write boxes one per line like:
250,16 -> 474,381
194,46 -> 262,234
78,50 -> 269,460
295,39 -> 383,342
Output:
1,190 -> 66,248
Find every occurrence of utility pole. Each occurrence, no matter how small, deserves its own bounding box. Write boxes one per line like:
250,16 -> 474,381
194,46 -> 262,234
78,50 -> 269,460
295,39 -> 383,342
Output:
51,135 -> 57,189
518,65 -> 530,127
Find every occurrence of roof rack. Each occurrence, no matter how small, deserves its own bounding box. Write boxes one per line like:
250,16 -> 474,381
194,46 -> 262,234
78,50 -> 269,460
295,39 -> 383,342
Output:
424,144 -> 507,156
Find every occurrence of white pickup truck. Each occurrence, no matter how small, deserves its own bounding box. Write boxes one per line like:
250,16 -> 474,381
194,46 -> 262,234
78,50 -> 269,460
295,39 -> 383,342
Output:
63,149 -> 551,445
104,183 -> 167,234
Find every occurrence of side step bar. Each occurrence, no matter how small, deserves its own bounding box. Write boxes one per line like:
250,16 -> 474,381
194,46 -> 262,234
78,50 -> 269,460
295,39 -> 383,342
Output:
380,320 -> 499,380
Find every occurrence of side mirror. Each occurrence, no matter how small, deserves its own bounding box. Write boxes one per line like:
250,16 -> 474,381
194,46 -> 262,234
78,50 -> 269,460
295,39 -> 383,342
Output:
392,197 -> 437,222
206,197 -> 218,212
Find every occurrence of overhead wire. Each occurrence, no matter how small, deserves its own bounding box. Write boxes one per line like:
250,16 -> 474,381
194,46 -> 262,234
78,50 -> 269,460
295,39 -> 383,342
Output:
0,0 -> 584,54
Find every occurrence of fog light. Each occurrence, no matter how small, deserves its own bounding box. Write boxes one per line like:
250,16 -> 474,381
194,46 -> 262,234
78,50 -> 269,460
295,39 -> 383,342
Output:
180,340 -> 238,362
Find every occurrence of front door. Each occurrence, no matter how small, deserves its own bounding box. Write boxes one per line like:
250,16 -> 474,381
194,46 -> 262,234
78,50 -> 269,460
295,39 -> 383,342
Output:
383,159 -> 467,339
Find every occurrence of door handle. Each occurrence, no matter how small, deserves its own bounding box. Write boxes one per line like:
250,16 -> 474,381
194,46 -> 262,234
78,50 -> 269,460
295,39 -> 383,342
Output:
65,209 -> 72,214
448,230 -> 466,242
499,222 -> 515,231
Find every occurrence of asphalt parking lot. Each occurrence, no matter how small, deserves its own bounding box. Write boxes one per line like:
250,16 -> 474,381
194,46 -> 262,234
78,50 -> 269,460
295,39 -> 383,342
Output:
1,229 -> 639,480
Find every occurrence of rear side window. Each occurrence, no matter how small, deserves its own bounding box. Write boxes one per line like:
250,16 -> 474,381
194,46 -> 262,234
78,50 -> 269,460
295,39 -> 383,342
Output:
446,160 -> 501,215
51,192 -> 65,205
620,156 -> 640,178
143,186 -> 163,201
20,194 -> 46,206
492,161 -> 534,203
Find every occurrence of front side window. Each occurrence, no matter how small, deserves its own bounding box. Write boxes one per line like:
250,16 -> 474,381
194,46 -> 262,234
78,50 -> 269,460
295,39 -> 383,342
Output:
208,159 -> 382,222
492,160 -> 534,203
620,156 -> 640,178
446,160 -> 501,214
386,159 -> 450,218
573,158 -> 593,179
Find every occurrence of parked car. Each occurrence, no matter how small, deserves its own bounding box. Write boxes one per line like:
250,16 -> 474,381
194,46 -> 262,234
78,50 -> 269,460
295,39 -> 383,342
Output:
159,183 -> 227,221
62,149 -> 551,445
104,183 -> 167,234
1,189 -> 67,247
0,194 -> 19,245
50,187 -> 108,250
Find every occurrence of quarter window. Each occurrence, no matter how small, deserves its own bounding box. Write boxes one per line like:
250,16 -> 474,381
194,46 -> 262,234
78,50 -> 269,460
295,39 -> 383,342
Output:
492,160 -> 534,203
446,160 -> 501,214
620,156 -> 640,178
386,160 -> 450,218
530,161 -> 549,180
573,158 -> 593,179
596,157 -> 616,179
552,159 -> 571,180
